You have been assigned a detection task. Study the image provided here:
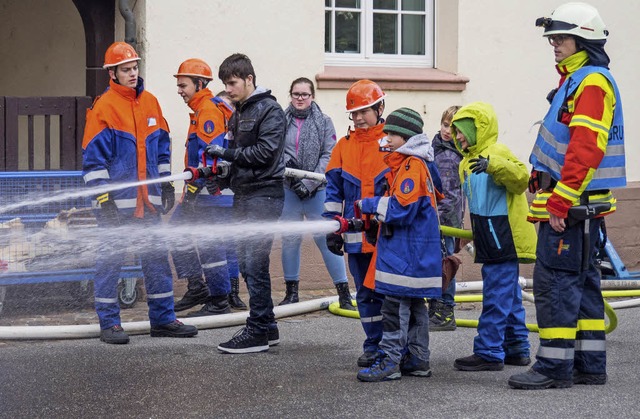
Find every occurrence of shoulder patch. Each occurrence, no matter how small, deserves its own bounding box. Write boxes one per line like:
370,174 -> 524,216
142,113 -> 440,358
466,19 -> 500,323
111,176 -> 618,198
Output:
400,178 -> 415,194
203,120 -> 215,134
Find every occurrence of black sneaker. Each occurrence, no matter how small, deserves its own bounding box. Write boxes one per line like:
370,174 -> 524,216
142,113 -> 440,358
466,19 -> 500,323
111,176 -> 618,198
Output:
454,354 -> 504,371
268,325 -> 280,347
505,355 -> 531,366
100,325 -> 130,344
150,320 -> 198,338
429,302 -> 456,332
508,368 -> 573,390
573,370 -> 607,385
218,327 -> 269,354
357,350 -> 381,367
400,353 -> 432,377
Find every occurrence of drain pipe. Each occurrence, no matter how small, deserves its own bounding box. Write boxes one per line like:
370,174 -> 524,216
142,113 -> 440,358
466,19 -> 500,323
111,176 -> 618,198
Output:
0,295 -> 339,340
119,0 -> 137,47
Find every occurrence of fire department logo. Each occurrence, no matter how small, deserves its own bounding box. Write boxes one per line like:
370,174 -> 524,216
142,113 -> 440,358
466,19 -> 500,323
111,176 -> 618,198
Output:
203,120 -> 214,134
400,179 -> 414,194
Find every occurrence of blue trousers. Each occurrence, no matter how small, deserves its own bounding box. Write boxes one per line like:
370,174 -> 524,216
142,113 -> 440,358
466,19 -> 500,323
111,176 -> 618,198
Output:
234,194 -> 284,333
94,214 -> 175,329
280,188 -> 348,285
169,200 -> 233,296
474,259 -> 530,362
348,253 -> 384,353
532,219 -> 606,380
379,295 -> 430,364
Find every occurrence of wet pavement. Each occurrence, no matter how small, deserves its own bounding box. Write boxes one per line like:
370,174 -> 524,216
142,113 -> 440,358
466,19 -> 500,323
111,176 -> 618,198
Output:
2,294 -> 640,418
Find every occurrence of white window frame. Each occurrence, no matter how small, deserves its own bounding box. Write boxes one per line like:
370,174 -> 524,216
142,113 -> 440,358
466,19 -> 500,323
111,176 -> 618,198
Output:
325,0 -> 435,68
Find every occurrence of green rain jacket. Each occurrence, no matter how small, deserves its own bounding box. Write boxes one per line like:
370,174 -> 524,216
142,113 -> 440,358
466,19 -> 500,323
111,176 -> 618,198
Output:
451,102 -> 536,264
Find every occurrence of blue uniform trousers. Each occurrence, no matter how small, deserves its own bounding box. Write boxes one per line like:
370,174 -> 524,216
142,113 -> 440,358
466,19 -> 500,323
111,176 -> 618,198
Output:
532,219 -> 606,380
348,252 -> 384,353
94,215 -> 175,329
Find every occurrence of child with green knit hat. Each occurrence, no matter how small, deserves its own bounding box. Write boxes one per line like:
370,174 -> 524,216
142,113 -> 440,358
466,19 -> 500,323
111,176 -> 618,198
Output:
450,101 -> 536,372
356,107 -> 443,382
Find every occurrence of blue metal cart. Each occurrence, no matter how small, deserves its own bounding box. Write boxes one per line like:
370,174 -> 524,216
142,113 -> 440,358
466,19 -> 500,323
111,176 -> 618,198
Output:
0,171 -> 142,316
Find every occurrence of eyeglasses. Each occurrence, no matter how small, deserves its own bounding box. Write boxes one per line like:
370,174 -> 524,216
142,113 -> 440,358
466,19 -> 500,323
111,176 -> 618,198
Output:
547,34 -> 569,46
291,92 -> 312,100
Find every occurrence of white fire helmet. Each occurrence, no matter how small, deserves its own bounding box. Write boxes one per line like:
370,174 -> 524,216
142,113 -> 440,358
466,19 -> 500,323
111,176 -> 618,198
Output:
535,2 -> 608,40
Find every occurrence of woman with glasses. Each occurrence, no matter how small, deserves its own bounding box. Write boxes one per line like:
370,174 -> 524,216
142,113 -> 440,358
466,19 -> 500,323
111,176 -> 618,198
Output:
278,77 -> 356,311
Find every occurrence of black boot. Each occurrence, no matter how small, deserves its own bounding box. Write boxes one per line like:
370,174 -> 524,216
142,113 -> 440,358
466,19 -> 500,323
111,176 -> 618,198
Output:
174,276 -> 210,312
186,295 -> 231,317
278,281 -> 299,305
228,277 -> 247,310
335,282 -> 356,311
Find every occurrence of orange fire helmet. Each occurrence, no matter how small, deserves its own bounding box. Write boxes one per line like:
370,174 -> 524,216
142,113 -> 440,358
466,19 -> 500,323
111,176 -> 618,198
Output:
103,42 -> 140,69
174,58 -> 214,80
345,80 -> 386,112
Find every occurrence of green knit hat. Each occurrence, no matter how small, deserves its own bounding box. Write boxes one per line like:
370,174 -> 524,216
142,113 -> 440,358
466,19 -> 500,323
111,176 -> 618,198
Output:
383,107 -> 424,140
453,118 -> 477,146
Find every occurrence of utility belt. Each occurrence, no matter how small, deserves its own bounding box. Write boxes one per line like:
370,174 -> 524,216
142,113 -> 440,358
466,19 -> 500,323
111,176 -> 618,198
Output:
566,192 -> 611,272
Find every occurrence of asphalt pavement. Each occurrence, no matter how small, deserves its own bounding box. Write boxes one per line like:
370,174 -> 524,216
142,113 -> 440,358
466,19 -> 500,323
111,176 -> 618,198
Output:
1,300 -> 639,419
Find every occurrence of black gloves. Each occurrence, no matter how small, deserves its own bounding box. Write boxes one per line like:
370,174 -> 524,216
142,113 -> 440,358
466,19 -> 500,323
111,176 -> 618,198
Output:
528,169 -> 553,193
291,180 -> 311,200
205,178 -> 220,195
364,218 -> 379,246
215,161 -> 231,179
182,183 -> 200,215
161,182 -> 176,213
469,155 -> 489,174
97,193 -> 120,226
326,233 -> 345,256
205,144 -> 227,159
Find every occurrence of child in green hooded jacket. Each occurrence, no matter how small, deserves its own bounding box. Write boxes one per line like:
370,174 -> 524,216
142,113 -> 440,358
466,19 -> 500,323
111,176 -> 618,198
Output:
450,101 -> 537,372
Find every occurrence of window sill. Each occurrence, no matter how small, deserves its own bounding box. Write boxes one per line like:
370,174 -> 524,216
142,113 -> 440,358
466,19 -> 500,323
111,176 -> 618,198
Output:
315,66 -> 469,91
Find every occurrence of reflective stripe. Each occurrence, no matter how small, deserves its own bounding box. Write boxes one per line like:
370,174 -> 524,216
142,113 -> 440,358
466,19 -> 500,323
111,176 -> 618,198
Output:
158,163 -> 171,174
360,315 -> 383,323
147,291 -> 174,299
539,124 -> 568,154
571,115 -> 610,135
187,184 -> 199,194
537,346 -> 575,360
539,327 -> 577,340
202,261 -> 228,269
324,202 -> 343,213
84,169 -> 110,183
376,197 -> 389,220
113,198 -> 138,209
577,318 -> 605,331
375,270 -> 441,289
575,339 -> 606,352
95,297 -> 118,304
344,232 -> 362,244
96,193 -> 110,204
554,182 -> 580,202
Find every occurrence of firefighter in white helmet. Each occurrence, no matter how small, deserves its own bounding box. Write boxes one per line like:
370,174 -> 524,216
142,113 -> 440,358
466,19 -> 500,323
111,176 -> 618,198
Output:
509,3 -> 625,390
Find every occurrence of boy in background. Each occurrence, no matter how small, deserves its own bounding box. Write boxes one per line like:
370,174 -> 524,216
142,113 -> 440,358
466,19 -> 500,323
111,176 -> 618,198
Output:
429,105 -> 463,331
